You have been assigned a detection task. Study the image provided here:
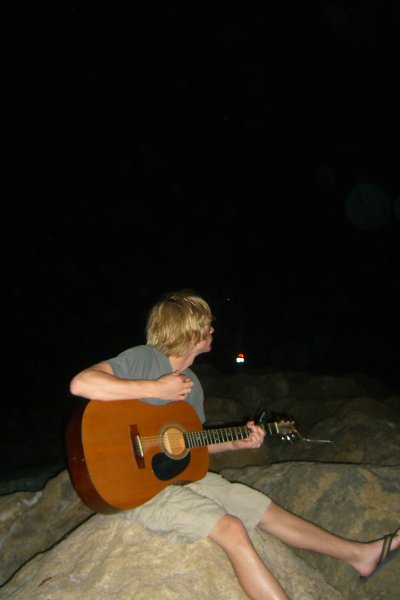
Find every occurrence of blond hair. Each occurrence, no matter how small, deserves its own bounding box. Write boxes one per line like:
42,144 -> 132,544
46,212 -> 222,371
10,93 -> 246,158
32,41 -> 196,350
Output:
146,290 -> 213,357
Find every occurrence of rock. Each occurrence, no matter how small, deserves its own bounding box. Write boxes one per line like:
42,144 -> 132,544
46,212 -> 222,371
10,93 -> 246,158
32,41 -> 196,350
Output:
0,468 -> 345,600
2,461 -> 400,599
222,462 -> 400,600
0,471 -> 92,586
1,369 -> 400,599
267,409 -> 400,466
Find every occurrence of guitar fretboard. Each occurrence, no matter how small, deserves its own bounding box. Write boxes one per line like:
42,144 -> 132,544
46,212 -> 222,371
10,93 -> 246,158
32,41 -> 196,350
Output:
184,426 -> 251,448
183,421 -> 288,448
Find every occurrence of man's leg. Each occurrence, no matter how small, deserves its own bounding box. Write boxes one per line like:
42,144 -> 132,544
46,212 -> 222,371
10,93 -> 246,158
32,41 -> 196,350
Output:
208,514 -> 289,600
258,501 -> 400,578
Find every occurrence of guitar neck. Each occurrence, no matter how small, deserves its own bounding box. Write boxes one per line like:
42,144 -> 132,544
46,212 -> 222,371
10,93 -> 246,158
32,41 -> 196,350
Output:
184,422 -> 283,448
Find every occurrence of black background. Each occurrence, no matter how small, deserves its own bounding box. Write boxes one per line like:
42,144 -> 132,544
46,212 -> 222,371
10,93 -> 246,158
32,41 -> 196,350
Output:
2,2 -> 400,478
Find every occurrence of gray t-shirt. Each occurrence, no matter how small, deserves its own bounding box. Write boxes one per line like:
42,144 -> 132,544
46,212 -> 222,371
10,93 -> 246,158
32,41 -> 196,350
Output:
107,345 -> 205,423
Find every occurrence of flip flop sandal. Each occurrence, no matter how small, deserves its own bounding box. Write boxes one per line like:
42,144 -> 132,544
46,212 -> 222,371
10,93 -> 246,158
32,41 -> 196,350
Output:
360,527 -> 400,582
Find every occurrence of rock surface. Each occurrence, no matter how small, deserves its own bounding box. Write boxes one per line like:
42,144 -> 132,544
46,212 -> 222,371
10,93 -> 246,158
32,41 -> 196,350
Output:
1,369 -> 400,599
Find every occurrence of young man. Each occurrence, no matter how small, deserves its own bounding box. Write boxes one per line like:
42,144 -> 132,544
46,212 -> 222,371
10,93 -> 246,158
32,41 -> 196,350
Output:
70,289 -> 400,600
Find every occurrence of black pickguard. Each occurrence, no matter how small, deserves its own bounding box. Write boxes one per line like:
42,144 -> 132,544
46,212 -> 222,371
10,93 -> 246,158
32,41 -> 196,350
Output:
152,452 -> 191,481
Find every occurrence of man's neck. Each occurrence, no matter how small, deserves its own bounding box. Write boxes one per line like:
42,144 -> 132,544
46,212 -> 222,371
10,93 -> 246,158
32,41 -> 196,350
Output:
169,354 -> 194,372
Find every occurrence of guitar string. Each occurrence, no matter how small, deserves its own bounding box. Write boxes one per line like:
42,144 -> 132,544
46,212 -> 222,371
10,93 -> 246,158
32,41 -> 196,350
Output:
138,428 -> 249,449
137,424 -> 291,449
138,428 -> 250,443
137,424 -> 292,444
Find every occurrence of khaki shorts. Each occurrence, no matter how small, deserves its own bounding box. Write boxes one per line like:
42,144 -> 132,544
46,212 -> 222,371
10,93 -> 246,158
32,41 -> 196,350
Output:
121,472 -> 272,543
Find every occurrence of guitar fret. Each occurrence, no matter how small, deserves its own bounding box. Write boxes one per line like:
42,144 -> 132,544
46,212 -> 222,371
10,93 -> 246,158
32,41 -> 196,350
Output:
185,431 -> 194,448
205,426 -> 251,443
192,432 -> 200,448
185,431 -> 205,448
212,430 -> 221,444
221,429 -> 227,442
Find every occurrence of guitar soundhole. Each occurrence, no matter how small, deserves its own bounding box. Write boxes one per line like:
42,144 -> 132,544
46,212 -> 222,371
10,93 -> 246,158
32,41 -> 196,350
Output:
160,423 -> 188,459
152,452 -> 191,481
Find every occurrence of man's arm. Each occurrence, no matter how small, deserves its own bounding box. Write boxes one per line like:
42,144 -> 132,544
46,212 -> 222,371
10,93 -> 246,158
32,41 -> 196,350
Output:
70,362 -> 194,401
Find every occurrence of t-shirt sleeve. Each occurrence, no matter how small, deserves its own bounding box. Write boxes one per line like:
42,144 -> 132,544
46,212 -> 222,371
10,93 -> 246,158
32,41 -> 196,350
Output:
107,345 -> 169,381
108,352 -> 137,379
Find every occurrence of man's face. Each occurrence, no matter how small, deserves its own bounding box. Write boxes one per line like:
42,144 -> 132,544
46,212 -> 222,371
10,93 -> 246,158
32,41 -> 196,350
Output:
194,324 -> 214,355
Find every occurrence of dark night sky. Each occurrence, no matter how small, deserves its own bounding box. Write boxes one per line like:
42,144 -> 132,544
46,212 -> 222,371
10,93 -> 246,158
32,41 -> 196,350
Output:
2,2 -> 400,476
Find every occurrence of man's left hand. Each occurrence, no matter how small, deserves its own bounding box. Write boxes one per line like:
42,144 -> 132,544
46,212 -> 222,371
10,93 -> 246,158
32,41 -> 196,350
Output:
231,421 -> 265,449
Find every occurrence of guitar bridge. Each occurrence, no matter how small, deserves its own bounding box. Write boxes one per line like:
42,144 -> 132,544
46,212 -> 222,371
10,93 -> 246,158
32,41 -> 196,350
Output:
130,425 -> 145,469
134,434 -> 144,458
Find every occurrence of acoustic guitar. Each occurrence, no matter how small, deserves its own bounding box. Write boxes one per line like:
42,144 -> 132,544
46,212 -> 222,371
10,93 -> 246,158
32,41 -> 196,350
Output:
66,399 -> 297,514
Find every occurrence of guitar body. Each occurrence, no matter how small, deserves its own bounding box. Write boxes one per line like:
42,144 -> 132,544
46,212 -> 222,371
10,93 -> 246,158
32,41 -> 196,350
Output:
66,400 -> 209,514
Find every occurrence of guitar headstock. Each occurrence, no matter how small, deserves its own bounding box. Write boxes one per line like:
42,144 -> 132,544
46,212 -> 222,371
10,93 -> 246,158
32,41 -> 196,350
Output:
258,411 -> 300,444
274,419 -> 299,443
258,411 -> 334,445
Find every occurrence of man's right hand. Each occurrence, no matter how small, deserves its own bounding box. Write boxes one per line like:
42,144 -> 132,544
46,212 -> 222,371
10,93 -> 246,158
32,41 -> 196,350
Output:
154,371 -> 193,401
